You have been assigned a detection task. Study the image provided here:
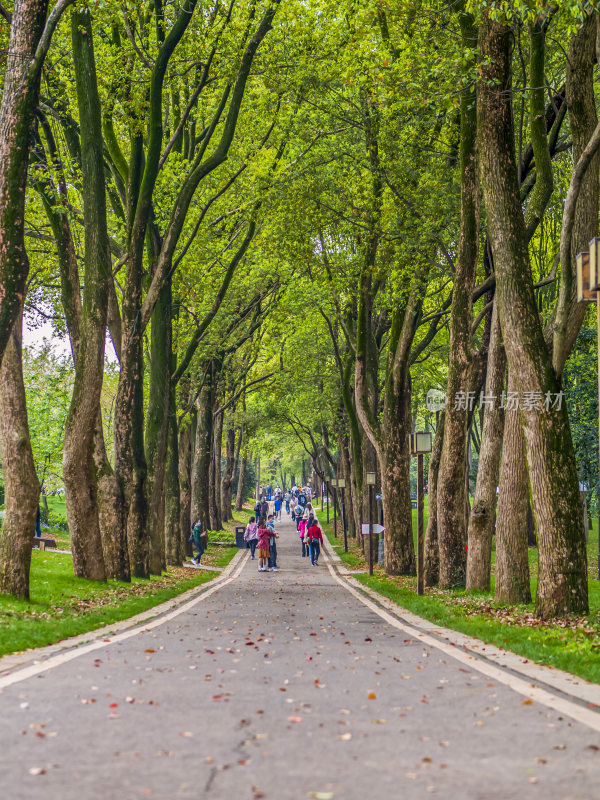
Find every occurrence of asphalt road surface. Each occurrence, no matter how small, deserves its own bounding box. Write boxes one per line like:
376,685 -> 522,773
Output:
0,512 -> 599,800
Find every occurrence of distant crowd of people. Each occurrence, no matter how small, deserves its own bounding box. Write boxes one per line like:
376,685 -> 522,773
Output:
243,484 -> 323,571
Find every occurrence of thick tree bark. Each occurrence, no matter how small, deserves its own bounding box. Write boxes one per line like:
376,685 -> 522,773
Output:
178,423 -> 192,551
165,388 -> 181,566
235,450 -> 247,511
478,15 -> 588,617
191,367 -> 213,528
494,387 -> 531,604
424,412 -> 444,587
338,434 -> 356,538
210,408 -> 223,530
380,388 -> 415,574
467,301 -> 506,591
0,313 -> 40,599
93,416 -> 129,581
63,8 -> 112,583
220,422 -> 236,523
145,278 -> 172,575
437,8 -> 479,588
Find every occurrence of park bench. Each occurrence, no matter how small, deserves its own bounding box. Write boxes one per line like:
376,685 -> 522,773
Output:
32,536 -> 57,551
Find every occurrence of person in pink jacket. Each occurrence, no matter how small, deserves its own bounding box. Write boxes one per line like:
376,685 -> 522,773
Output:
298,517 -> 309,558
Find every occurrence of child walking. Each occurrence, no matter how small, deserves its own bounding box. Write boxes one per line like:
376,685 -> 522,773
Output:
257,519 -> 271,572
266,514 -> 279,571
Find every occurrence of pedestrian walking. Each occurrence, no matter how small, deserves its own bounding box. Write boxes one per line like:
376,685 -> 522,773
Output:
306,516 -> 323,565
244,517 -> 259,559
284,490 -> 291,514
290,497 -> 297,521
266,514 -> 279,570
274,495 -> 282,520
259,497 -> 269,520
302,502 -> 314,524
257,519 -> 271,572
298,517 -> 309,558
190,518 -> 207,565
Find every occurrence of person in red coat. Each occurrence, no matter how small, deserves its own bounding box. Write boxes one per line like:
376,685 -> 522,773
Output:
306,516 -> 323,566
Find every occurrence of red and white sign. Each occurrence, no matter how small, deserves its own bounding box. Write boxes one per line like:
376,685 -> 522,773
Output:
361,523 -> 385,536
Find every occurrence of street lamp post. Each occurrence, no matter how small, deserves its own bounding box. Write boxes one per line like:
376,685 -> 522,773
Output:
410,432 -> 433,595
331,479 -> 338,538
366,472 -> 376,576
338,477 -> 347,552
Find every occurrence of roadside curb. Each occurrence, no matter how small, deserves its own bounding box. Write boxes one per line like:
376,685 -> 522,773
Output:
321,534 -> 600,709
0,548 -> 245,678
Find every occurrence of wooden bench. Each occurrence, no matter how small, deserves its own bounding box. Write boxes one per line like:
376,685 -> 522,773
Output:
33,537 -> 57,551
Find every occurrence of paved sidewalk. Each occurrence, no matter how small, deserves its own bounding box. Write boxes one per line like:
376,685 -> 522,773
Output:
0,512 -> 598,799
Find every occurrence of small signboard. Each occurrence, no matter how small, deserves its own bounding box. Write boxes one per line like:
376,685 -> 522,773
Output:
361,523 -> 385,536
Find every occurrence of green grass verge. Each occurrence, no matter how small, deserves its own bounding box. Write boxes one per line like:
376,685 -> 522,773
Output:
0,537 -> 240,659
322,513 -> 600,685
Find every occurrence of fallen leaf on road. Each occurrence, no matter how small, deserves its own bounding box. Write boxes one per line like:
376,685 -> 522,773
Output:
144,649 -> 155,653
522,699 -> 533,706
368,693 -> 376,700
307,792 -> 334,799
179,732 -> 194,737
288,716 -> 303,723
339,733 -> 352,740
29,768 -> 46,775
371,719 -> 387,724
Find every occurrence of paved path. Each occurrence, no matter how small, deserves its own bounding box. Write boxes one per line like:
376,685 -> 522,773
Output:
0,514 -> 599,799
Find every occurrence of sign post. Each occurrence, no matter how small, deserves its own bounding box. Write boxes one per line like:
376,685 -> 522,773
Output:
332,479 -> 337,538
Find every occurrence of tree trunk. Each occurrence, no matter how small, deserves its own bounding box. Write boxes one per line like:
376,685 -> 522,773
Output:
478,14 -> 588,617
0,313 -> 40,599
235,451 -> 247,512
191,368 -> 212,528
210,409 -> 223,530
179,424 -> 192,551
467,301 -> 506,591
220,422 -> 236,523
145,279 -> 171,575
381,386 -> 415,575
62,9 -> 110,583
165,388 -> 181,566
339,436 -> 356,538
494,389 -> 531,604
0,0 -> 53,363
93,412 -> 129,581
114,321 -> 148,578
424,412 -> 444,587
436,7 -> 479,589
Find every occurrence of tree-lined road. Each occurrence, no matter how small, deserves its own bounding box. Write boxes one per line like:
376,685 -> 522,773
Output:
1,515 -> 598,799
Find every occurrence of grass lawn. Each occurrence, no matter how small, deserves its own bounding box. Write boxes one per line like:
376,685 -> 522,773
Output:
322,502 -> 600,685
0,501 -> 253,658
